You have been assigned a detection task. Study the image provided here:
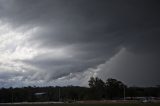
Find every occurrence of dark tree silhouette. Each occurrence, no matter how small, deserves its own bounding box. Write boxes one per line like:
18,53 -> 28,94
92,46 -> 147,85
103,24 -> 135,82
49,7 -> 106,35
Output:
88,77 -> 106,99
106,78 -> 127,99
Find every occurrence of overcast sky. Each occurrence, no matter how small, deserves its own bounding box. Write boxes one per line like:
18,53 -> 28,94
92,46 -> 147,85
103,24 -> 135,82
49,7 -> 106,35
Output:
0,0 -> 160,87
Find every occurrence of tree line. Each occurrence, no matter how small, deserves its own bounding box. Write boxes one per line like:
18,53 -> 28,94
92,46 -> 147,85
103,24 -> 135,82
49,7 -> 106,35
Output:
0,77 -> 159,103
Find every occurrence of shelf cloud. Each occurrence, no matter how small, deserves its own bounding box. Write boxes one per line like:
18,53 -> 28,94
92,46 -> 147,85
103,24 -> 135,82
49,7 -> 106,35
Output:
0,0 -> 159,87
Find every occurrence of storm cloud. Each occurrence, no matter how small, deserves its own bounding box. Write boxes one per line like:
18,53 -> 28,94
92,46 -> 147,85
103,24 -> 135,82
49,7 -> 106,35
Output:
0,0 -> 160,87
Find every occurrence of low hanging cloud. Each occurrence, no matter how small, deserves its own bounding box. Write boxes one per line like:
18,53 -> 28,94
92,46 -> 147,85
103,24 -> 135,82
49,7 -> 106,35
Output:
0,0 -> 160,87
96,48 -> 160,87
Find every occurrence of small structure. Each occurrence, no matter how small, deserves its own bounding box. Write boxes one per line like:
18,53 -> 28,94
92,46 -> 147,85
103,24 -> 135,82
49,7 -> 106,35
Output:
34,92 -> 47,102
34,92 -> 46,96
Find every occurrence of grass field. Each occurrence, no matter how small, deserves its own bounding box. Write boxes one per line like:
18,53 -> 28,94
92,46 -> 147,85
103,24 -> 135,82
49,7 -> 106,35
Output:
0,103 -> 160,106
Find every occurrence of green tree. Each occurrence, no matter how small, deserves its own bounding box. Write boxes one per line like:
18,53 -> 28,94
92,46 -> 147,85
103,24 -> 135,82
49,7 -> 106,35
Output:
106,78 -> 126,99
88,77 -> 106,99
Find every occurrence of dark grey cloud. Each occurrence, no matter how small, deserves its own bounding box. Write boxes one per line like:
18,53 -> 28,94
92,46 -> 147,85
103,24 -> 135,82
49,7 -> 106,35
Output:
0,0 -> 160,87
97,48 -> 160,87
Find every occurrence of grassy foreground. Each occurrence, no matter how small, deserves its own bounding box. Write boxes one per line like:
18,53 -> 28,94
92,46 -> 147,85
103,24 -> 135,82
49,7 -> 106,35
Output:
0,103 -> 160,106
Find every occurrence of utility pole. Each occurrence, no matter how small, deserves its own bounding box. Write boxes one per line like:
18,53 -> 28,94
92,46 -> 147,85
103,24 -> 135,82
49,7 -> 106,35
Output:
59,88 -> 61,102
123,86 -> 126,100
11,88 -> 13,103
